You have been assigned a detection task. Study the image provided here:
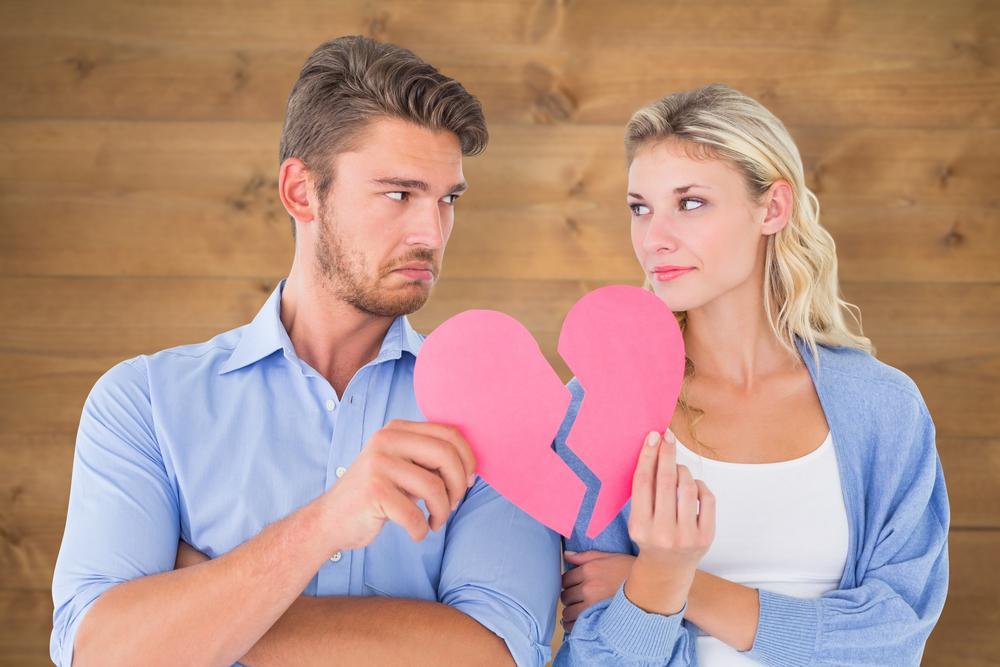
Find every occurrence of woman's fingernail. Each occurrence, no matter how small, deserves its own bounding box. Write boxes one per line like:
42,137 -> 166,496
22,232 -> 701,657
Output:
665,430 -> 676,444
645,431 -> 660,447
564,550 -> 577,556
468,474 -> 476,487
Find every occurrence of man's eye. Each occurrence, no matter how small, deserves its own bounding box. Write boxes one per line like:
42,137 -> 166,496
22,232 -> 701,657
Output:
442,194 -> 460,205
385,192 -> 408,201
680,198 -> 704,211
629,203 -> 650,216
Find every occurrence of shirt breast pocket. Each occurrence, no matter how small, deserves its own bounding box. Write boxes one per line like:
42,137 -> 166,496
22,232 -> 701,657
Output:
362,517 -> 445,601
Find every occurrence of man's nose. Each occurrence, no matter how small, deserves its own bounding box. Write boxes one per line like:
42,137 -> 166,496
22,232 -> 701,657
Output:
405,201 -> 445,249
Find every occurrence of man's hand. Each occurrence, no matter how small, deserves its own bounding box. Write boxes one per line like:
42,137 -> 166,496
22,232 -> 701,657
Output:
560,551 -> 635,633
318,420 -> 477,552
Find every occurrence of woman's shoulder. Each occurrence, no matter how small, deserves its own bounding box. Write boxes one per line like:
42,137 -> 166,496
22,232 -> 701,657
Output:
804,341 -> 930,419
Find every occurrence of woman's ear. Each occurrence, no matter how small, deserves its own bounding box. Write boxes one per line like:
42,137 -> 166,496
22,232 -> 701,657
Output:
278,157 -> 317,226
760,180 -> 793,236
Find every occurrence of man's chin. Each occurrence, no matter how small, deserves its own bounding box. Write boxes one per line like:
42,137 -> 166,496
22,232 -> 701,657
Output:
351,283 -> 432,317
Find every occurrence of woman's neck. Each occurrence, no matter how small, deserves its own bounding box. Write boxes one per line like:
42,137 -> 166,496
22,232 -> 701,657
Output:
682,273 -> 799,389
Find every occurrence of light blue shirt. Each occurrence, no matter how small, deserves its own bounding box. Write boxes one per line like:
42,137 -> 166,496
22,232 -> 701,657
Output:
51,279 -> 561,667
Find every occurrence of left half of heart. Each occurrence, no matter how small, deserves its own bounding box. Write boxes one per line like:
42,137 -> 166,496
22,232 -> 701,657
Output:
413,309 -> 588,537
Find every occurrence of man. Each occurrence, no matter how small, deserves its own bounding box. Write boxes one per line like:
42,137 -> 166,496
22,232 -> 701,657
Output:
50,35 -> 560,666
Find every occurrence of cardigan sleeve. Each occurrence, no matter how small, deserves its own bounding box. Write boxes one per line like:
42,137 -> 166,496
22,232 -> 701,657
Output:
746,401 -> 949,666
553,584 -> 699,666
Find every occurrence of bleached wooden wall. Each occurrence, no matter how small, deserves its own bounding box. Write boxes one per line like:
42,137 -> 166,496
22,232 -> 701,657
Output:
1,1 -> 997,663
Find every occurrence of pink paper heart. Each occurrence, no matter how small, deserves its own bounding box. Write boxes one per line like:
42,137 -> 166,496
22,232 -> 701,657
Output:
414,285 -> 685,538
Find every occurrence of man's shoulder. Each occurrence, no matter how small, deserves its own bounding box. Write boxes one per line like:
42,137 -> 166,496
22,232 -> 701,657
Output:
93,324 -> 247,398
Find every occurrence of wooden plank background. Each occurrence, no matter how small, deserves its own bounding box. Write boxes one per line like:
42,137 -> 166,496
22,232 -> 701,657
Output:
1,0 -> 997,664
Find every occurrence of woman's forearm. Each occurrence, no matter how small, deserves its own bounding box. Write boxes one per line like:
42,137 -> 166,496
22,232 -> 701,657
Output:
685,570 -> 760,652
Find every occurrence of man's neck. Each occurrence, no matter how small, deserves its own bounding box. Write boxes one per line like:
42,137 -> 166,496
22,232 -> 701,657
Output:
279,266 -> 395,398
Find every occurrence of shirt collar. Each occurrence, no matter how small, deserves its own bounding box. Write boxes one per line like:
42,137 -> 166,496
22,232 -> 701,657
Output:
219,278 -> 424,375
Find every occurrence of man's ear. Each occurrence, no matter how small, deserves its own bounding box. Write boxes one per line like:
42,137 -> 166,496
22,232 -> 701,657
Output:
278,157 -> 317,225
760,180 -> 793,236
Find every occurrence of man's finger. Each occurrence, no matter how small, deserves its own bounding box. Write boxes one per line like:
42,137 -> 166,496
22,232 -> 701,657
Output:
386,420 -> 477,482
380,428 -> 469,509
377,485 -> 431,542
383,457 -> 453,531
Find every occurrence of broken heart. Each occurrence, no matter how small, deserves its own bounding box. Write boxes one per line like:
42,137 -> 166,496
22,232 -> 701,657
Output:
413,285 -> 685,538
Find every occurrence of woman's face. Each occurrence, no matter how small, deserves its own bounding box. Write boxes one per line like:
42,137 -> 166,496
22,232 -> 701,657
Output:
628,138 -> 774,313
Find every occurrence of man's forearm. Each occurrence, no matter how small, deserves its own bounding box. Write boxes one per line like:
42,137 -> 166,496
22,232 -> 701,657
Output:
242,595 -> 515,667
74,496 -> 338,667
685,570 -> 760,652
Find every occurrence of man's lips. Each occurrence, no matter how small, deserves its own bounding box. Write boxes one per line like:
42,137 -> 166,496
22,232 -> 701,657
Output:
392,264 -> 437,281
650,266 -> 695,282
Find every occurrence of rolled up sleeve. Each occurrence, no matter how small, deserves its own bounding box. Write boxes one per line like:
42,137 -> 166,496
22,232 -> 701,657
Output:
50,358 -> 180,666
437,478 -> 561,666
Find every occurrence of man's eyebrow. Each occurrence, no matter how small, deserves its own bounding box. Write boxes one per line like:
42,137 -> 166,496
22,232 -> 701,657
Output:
372,178 -> 468,194
626,192 -> 646,200
372,177 -> 429,191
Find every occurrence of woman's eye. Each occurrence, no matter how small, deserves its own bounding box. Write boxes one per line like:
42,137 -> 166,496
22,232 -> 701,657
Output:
629,203 -> 650,216
680,198 -> 703,211
385,192 -> 408,202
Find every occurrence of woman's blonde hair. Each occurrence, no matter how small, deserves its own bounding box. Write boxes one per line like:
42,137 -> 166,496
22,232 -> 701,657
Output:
626,83 -> 872,359
625,84 -> 872,444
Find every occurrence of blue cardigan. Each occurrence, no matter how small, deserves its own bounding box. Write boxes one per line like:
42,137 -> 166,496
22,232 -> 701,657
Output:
553,340 -> 950,666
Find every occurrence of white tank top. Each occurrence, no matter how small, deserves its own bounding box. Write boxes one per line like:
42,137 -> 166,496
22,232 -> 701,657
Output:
675,432 -> 849,666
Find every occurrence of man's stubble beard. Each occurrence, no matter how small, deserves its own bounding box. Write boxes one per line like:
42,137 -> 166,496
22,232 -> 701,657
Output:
315,206 -> 437,318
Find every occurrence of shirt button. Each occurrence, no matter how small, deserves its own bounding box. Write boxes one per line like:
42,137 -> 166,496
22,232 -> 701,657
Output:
325,399 -> 336,412
335,466 -> 347,478
330,551 -> 342,563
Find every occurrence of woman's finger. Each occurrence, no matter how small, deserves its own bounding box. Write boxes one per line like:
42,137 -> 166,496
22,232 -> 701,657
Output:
695,479 -> 717,543
653,430 -> 678,525
562,601 -> 588,624
560,583 -> 585,606
562,564 -> 586,589
630,431 -> 661,527
675,464 -> 699,535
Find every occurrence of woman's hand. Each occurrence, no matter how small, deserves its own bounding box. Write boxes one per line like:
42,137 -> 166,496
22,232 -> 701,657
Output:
560,551 -> 636,632
624,430 -> 715,615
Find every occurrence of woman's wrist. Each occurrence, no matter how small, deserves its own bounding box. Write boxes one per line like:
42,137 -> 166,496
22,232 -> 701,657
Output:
623,552 -> 696,616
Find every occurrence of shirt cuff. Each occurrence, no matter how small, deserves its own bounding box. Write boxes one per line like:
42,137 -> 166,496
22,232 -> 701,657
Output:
596,583 -> 687,659
746,588 -> 821,667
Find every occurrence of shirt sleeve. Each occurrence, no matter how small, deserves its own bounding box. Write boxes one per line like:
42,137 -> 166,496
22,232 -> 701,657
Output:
746,402 -> 949,666
554,584 -> 698,666
437,477 -> 562,667
50,358 -> 180,667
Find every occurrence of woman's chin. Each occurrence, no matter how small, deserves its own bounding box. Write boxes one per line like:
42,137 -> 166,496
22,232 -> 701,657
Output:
651,287 -> 701,313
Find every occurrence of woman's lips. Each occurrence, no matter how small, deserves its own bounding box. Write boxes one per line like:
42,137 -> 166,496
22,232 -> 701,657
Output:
651,267 -> 695,282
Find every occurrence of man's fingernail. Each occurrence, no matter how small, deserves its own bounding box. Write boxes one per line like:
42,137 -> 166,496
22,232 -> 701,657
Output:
467,474 -> 476,487
564,550 -> 577,556
645,431 -> 660,447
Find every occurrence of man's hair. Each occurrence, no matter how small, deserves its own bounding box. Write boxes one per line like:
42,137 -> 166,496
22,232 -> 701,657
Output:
279,35 -> 488,237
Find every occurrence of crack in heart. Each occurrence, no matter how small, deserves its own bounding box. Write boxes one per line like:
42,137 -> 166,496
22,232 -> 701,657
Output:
414,285 -> 685,538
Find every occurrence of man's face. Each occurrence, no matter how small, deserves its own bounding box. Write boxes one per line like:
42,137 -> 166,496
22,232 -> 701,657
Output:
313,117 -> 466,317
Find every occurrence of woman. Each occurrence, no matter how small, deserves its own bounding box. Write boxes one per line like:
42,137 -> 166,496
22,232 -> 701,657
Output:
553,84 -> 949,665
